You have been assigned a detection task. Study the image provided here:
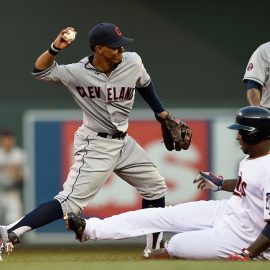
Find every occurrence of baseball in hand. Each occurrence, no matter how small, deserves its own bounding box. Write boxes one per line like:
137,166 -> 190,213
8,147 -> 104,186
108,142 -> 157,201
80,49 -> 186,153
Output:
63,30 -> 76,42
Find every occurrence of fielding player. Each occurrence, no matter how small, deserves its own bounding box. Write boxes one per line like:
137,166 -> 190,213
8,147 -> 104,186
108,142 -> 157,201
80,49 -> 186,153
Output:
0,22 -> 192,260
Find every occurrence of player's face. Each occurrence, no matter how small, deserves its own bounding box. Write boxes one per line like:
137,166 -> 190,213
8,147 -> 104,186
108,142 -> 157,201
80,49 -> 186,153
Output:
0,135 -> 15,152
102,46 -> 125,64
237,132 -> 249,154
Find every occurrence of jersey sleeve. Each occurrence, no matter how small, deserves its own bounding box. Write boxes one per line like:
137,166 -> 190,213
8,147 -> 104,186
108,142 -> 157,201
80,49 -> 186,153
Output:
134,54 -> 151,88
32,61 -> 74,85
243,44 -> 269,85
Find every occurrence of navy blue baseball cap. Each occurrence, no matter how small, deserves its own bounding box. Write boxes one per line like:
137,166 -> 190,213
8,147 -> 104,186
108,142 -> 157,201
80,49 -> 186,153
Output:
89,23 -> 134,49
0,129 -> 14,136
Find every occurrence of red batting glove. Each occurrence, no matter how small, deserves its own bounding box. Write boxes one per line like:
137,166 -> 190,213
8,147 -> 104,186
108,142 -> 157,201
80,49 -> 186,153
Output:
226,249 -> 251,261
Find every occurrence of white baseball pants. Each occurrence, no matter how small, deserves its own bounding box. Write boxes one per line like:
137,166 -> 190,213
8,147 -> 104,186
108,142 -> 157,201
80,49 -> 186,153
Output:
82,199 -> 251,259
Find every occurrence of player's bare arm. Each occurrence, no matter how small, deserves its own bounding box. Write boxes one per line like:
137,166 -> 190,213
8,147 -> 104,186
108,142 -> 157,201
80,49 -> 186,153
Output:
247,88 -> 261,106
246,226 -> 270,258
221,179 -> 237,192
35,27 -> 76,71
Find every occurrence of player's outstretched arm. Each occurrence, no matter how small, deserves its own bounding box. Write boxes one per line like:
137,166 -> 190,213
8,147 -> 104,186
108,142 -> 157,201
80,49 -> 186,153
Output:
221,179 -> 238,192
193,171 -> 237,192
34,27 -> 77,71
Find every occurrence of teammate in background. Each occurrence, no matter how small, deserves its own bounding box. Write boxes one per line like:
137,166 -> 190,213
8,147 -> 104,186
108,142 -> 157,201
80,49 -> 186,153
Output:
65,106 -> 270,260
0,130 -> 26,225
244,42 -> 270,109
0,23 -> 191,260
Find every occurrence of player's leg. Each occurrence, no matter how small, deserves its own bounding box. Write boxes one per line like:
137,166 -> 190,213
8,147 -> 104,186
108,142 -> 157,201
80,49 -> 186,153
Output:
0,198 -> 63,260
55,128 -> 125,214
114,135 -> 167,256
141,197 -> 165,254
71,199 -> 228,241
1,127 -> 122,247
3,199 -> 63,240
2,151 -> 92,242
165,226 -> 248,259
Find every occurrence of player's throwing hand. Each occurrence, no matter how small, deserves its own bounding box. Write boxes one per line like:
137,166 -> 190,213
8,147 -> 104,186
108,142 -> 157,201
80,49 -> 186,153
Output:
51,27 -> 77,53
193,171 -> 223,192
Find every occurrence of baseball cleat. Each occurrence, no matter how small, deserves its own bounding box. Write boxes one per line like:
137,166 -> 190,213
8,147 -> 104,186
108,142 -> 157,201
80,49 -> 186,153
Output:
64,212 -> 86,242
7,232 -> 20,245
0,226 -> 15,262
143,247 -> 171,259
143,239 -> 169,258
144,233 -> 165,258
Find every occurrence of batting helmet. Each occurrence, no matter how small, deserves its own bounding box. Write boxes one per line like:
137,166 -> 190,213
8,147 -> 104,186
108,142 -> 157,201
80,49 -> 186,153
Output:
227,106 -> 270,144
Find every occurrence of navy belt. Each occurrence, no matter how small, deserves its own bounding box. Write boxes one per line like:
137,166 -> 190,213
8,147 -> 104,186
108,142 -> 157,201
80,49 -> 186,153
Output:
97,132 -> 127,139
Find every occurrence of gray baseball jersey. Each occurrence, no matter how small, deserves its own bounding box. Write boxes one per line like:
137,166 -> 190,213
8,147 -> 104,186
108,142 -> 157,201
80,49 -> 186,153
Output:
243,42 -> 270,109
32,52 -> 167,214
34,52 -> 150,133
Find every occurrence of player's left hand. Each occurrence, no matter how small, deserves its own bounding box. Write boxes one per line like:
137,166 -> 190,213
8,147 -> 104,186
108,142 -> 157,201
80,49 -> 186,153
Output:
156,112 -> 192,151
226,249 -> 252,261
193,171 -> 223,191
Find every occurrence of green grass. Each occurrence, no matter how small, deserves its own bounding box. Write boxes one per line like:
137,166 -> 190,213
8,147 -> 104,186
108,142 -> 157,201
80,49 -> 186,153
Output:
0,244 -> 269,270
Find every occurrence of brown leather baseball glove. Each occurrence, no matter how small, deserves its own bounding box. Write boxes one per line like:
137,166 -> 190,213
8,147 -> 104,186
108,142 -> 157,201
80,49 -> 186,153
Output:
157,112 -> 192,151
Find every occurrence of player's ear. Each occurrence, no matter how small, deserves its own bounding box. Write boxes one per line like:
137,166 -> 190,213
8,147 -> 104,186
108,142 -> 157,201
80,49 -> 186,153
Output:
237,131 -> 246,142
95,45 -> 104,54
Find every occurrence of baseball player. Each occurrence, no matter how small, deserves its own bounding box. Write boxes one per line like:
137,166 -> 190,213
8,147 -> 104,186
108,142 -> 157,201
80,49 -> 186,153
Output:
0,23 -> 191,260
244,42 -> 270,109
65,106 -> 270,260
0,130 -> 26,224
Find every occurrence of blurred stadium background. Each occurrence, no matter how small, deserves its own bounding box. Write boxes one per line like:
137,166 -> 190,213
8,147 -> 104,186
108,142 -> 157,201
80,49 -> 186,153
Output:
1,0 -> 270,262
2,0 -> 270,144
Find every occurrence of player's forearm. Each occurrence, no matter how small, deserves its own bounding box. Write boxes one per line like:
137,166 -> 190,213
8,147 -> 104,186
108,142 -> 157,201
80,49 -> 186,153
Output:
247,88 -> 261,106
246,230 -> 270,258
34,51 -> 55,71
221,179 -> 237,192
34,27 -> 76,71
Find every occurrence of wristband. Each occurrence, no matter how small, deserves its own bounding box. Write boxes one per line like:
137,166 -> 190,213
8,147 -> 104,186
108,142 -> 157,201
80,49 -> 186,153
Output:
48,43 -> 61,56
217,180 -> 223,191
